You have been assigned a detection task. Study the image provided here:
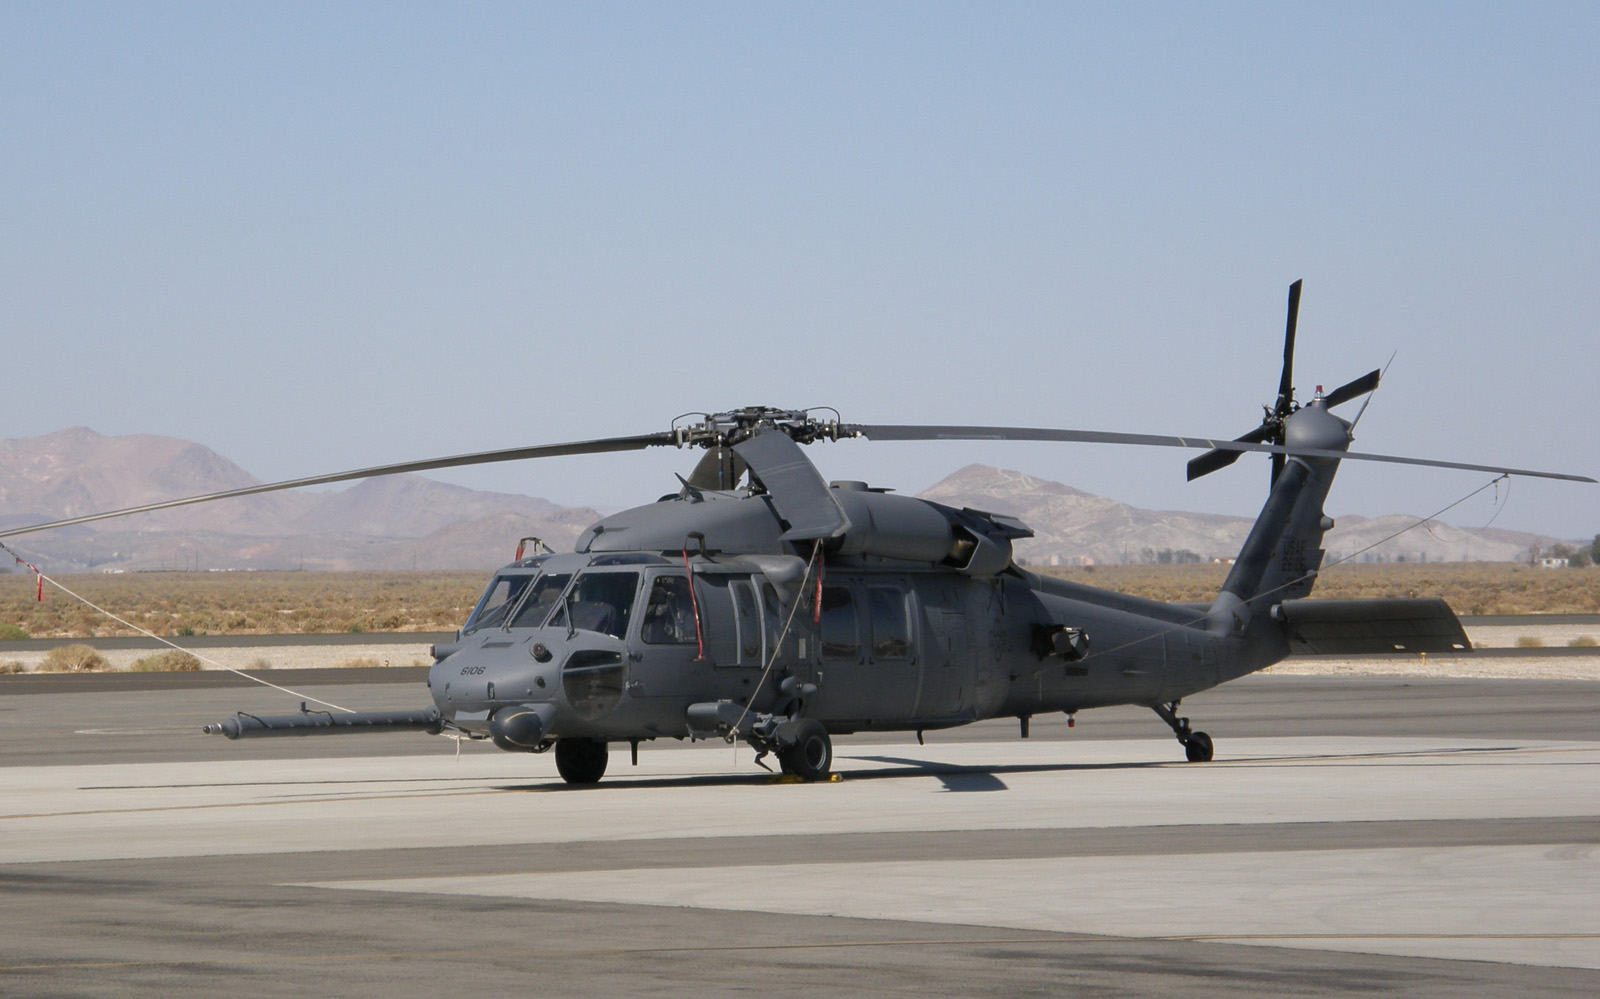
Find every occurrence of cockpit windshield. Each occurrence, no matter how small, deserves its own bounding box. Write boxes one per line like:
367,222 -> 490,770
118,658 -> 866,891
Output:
462,573 -> 535,635
549,571 -> 640,640
508,573 -> 573,629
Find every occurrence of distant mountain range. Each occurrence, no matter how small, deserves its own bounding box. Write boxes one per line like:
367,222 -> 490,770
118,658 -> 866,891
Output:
0,428 -> 597,571
0,429 -> 1564,572
921,464 -> 1561,566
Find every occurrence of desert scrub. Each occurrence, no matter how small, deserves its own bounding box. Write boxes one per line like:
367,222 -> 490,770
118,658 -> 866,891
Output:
0,660 -> 25,674
0,571 -> 484,638
1571,636 -> 1599,648
128,650 -> 202,672
1515,636 -> 1545,648
38,644 -> 108,672
1037,562 -> 1600,615
0,624 -> 28,640
9,564 -> 1583,641
335,656 -> 386,669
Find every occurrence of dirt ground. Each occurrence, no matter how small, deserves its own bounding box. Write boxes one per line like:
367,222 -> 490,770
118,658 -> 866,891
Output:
3,622 -> 1596,681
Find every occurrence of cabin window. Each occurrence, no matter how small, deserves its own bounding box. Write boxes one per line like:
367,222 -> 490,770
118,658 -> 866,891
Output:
868,586 -> 910,660
508,573 -> 573,629
641,575 -> 696,645
551,571 -> 640,639
690,576 -> 740,667
463,573 -> 534,634
819,585 -> 858,660
761,582 -> 784,651
732,580 -> 763,662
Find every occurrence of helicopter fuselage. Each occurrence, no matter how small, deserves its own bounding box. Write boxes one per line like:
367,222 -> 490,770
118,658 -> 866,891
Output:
426,484 -> 1275,752
202,399 -> 1484,781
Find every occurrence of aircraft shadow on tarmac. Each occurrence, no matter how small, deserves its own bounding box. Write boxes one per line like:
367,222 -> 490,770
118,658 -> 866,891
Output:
63,744 -> 1533,796
486,743 -> 1532,794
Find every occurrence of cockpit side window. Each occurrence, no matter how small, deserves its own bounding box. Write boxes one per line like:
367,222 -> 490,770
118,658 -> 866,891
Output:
509,573 -> 573,628
552,571 -> 640,640
462,574 -> 534,635
641,575 -> 696,645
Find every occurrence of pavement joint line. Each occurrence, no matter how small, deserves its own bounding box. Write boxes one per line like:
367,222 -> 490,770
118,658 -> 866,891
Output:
0,936 -> 1104,974
5,743 -> 1596,822
1158,934 -> 1600,942
11,932 -> 1600,975
76,775 -> 533,790
0,787 -> 497,821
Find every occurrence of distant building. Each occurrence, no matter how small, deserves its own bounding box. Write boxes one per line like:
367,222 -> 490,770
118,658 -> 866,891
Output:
1539,557 -> 1570,569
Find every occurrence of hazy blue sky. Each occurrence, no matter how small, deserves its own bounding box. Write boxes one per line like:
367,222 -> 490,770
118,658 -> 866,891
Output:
3,3 -> 1595,538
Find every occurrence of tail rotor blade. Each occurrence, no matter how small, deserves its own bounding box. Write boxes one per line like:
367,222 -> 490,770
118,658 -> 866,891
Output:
1187,423 -> 1275,481
1276,279 -> 1302,412
1324,369 -> 1381,409
1187,447 -> 1244,481
1347,354 -> 1397,431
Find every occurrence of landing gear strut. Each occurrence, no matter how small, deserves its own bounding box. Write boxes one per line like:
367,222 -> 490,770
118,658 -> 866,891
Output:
1152,701 -> 1213,763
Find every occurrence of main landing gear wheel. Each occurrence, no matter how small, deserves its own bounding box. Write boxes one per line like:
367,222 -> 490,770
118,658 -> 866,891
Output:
554,737 -> 609,785
1152,701 -> 1215,763
775,719 -> 833,781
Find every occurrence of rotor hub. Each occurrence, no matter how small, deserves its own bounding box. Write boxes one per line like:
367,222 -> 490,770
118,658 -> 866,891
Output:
671,407 -> 858,449
1283,401 -> 1352,453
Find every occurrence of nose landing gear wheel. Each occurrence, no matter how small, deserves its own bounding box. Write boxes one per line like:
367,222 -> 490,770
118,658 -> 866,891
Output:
554,737 -> 609,784
1184,731 -> 1214,763
775,719 -> 833,781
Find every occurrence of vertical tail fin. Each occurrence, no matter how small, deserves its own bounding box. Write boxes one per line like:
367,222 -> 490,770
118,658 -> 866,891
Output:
1207,401 -> 1350,637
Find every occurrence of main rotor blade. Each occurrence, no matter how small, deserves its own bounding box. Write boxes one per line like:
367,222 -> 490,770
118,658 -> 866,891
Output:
0,432 -> 679,539
1277,279 -> 1302,411
1186,423 -> 1275,481
732,429 -> 850,540
853,425 -> 1596,483
1323,369 -> 1382,409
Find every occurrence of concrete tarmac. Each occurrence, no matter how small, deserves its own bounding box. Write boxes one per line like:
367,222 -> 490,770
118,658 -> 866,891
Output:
1,674 -> 1598,998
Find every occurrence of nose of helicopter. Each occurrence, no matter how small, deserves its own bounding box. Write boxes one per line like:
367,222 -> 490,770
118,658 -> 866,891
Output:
428,628 -> 629,735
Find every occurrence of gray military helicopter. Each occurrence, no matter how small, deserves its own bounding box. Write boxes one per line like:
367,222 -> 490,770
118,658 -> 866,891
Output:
6,283 -> 1591,784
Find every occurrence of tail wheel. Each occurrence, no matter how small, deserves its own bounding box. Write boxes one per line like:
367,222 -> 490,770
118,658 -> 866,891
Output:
776,719 -> 832,781
554,737 -> 609,784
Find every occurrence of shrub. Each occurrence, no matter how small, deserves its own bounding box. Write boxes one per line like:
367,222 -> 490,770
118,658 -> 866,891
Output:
1570,636 -> 1598,648
39,644 -> 108,672
0,660 -> 26,674
0,624 -> 29,640
335,656 -> 384,669
1515,636 -> 1545,648
128,650 -> 202,672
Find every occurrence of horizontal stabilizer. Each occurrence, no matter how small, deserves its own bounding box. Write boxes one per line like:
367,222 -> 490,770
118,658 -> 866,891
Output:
1276,598 -> 1471,654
